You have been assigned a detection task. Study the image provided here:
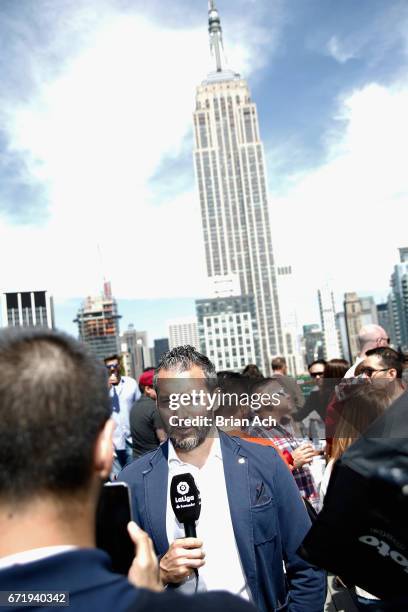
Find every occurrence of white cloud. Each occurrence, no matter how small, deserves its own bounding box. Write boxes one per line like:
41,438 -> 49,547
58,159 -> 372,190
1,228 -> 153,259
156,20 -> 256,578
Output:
271,80 -> 408,324
0,5 -> 272,300
327,36 -> 356,64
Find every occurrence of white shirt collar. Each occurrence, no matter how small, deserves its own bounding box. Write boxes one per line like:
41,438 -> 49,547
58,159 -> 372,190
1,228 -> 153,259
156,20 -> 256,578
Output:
0,545 -> 77,570
111,377 -> 123,391
168,436 -> 222,466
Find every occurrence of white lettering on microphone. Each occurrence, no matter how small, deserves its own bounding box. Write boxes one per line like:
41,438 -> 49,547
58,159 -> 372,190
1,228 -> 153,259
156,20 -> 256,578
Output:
175,495 -> 194,504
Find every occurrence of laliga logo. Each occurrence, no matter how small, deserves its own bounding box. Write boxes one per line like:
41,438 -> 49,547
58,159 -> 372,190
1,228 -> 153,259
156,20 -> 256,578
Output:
177,481 -> 190,495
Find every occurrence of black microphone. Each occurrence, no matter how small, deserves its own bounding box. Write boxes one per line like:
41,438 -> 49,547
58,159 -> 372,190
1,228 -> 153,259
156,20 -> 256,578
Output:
170,473 -> 201,538
170,473 -> 201,587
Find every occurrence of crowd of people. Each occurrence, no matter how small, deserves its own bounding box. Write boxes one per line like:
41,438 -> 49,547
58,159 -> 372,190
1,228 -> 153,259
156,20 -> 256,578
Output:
0,323 -> 406,611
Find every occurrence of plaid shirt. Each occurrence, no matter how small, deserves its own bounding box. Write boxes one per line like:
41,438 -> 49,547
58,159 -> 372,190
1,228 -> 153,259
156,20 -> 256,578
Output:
248,422 -> 320,508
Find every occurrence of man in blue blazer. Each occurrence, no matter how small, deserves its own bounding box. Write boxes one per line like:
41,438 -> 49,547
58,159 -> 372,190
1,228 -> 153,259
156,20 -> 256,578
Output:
119,346 -> 326,612
0,329 -> 254,612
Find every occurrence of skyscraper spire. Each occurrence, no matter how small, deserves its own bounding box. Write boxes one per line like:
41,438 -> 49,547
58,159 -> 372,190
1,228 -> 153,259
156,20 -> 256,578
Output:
208,0 -> 224,72
194,3 -> 284,374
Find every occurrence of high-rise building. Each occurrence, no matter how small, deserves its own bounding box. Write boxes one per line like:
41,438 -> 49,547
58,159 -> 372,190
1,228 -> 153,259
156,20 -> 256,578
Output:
276,265 -> 303,376
193,1 -> 283,374
376,301 -> 394,344
302,324 -> 324,367
389,247 -> 408,350
1,290 -> 55,329
318,284 -> 341,360
120,343 -> 134,378
196,294 -> 258,372
154,338 -> 170,365
207,273 -> 241,298
335,311 -> 350,362
74,281 -> 120,362
168,317 -> 199,350
121,325 -> 152,380
344,292 -> 362,363
360,296 -> 378,327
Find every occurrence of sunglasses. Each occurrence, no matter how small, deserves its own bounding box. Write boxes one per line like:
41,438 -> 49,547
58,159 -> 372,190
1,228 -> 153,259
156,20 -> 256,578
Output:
310,371 -> 324,378
105,364 -> 119,371
359,367 -> 389,378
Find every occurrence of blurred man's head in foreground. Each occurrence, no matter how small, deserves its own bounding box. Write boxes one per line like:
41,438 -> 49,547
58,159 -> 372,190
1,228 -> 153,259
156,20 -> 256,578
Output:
0,328 -> 113,508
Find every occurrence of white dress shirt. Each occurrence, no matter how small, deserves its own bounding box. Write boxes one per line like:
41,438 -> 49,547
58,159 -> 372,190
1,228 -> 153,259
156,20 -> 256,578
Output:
166,438 -> 250,599
0,546 -> 76,570
110,376 -> 140,450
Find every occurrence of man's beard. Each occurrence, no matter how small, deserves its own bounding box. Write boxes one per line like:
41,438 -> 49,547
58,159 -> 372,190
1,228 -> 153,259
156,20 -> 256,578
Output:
169,426 -> 211,451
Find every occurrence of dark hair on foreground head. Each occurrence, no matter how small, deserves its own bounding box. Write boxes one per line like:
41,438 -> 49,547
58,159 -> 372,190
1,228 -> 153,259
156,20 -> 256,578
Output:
364,346 -> 403,378
0,328 -> 111,503
154,345 -> 217,389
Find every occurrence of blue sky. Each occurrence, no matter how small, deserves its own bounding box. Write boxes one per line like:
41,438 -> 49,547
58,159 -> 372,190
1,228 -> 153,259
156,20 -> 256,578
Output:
1,0 -> 407,344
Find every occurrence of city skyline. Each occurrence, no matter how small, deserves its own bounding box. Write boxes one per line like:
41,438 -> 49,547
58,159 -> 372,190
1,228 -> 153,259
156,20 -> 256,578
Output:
0,0 -> 407,342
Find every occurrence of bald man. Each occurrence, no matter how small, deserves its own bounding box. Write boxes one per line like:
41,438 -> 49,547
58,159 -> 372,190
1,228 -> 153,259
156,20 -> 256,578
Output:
344,324 -> 389,378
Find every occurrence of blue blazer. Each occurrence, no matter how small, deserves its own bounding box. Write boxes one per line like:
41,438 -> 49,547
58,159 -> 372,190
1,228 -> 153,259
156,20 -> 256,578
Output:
0,548 -> 255,612
119,432 -> 326,612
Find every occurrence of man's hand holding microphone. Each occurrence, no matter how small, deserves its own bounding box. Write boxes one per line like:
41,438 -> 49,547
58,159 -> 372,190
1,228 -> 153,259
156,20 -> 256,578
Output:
125,473 -> 204,590
159,537 -> 205,585
159,473 -> 204,586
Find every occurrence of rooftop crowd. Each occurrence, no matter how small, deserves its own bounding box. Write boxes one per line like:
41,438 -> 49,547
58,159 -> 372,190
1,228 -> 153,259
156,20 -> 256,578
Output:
0,323 -> 406,611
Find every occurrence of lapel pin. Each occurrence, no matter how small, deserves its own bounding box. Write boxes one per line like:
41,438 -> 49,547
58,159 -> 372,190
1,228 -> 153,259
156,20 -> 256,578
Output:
238,457 -> 245,464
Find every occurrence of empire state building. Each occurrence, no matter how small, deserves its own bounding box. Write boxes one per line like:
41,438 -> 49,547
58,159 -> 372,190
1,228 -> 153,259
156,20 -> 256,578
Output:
193,1 -> 283,373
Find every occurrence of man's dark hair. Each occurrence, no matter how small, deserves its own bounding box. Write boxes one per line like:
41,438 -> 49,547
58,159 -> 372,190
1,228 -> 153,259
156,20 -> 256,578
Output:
0,328 -> 111,503
271,356 -> 286,371
216,372 -> 251,419
217,370 -> 242,380
308,359 -> 327,371
242,364 -> 264,380
364,347 -> 403,378
104,354 -> 120,364
154,345 -> 217,390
